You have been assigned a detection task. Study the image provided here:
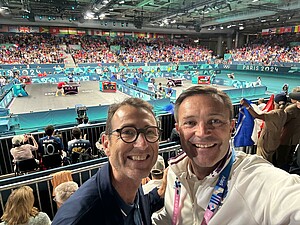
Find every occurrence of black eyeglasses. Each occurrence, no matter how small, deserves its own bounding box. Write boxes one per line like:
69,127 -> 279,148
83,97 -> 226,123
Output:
109,126 -> 162,143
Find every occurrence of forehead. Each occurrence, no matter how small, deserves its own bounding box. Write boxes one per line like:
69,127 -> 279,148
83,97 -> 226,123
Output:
178,94 -> 229,118
111,105 -> 156,126
182,93 -> 225,106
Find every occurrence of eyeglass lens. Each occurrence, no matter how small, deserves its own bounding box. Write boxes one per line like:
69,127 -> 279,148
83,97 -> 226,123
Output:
120,126 -> 160,143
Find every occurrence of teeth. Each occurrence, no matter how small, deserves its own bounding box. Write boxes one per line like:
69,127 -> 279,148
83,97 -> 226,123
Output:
194,143 -> 215,148
130,155 -> 147,161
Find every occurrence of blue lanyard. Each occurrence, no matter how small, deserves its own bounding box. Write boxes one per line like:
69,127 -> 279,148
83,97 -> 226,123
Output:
201,149 -> 235,225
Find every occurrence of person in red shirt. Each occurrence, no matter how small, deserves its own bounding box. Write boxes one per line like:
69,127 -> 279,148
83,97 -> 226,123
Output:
56,81 -> 67,96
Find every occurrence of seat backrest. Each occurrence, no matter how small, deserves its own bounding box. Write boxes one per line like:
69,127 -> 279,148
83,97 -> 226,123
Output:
42,153 -> 62,169
15,158 -> 38,174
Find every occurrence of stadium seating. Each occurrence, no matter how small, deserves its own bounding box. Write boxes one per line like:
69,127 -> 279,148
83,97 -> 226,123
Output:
14,158 -> 39,176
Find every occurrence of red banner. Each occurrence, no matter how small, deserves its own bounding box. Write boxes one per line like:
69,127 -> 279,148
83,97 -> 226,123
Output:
77,30 -> 86,35
50,27 -> 60,34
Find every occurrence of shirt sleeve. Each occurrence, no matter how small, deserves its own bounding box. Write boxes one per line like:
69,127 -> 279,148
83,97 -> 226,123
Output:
147,187 -> 164,214
37,212 -> 52,225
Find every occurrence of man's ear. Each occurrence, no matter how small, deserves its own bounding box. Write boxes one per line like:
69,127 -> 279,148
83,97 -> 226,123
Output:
230,119 -> 236,134
175,123 -> 179,132
102,134 -> 110,156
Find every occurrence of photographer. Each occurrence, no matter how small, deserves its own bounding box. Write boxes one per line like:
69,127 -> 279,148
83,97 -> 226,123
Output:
10,134 -> 39,166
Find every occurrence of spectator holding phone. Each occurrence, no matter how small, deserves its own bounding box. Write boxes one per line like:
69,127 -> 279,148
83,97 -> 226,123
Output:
10,134 -> 39,165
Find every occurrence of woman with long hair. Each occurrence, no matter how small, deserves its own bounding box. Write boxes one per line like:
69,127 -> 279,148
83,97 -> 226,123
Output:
0,186 -> 51,225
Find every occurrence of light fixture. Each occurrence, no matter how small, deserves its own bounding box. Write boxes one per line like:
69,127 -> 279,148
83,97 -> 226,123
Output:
85,11 -> 95,19
99,13 -> 105,19
163,19 -> 169,25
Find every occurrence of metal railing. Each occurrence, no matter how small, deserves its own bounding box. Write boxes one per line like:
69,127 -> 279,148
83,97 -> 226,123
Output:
0,144 -> 181,220
0,104 -> 244,176
0,114 -> 177,176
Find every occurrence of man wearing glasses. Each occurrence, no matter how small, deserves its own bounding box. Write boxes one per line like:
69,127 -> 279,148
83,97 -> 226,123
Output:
52,97 -> 166,225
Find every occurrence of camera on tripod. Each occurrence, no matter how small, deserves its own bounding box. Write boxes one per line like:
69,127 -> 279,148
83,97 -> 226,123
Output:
75,104 -> 88,125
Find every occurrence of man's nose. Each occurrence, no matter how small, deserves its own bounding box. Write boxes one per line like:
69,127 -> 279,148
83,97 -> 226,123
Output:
195,122 -> 212,136
133,133 -> 148,149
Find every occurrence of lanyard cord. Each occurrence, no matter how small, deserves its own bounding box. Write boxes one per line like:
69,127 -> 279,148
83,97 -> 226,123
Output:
201,150 -> 235,225
172,178 -> 181,225
172,150 -> 235,225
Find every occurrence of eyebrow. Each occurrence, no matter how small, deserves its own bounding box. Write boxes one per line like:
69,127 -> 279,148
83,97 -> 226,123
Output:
181,113 -> 227,120
181,115 -> 196,120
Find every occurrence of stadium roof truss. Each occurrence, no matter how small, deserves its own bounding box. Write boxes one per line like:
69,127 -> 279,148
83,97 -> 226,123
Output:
1,0 -> 300,33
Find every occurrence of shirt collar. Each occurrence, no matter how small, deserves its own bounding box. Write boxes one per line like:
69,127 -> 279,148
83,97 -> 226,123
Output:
112,185 -> 139,217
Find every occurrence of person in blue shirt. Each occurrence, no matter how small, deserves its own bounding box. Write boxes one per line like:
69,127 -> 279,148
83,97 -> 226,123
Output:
67,127 -> 92,163
13,75 -> 20,84
166,84 -> 173,98
38,125 -> 64,169
133,75 -> 139,86
52,97 -> 166,225
38,125 -> 64,157
67,73 -> 74,83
